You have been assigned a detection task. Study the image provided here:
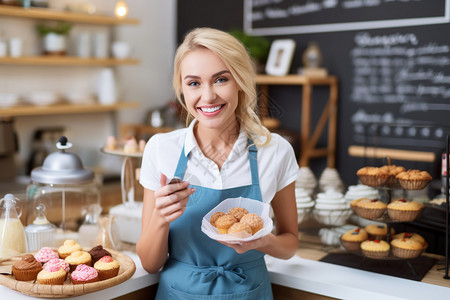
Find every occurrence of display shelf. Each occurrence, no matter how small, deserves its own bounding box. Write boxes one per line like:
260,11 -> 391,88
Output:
0,56 -> 139,66
0,101 -> 139,117
0,5 -> 139,25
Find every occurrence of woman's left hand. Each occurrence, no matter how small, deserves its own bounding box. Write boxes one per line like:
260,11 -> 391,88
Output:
219,234 -> 272,254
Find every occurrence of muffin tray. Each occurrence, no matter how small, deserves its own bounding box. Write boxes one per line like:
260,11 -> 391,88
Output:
0,249 -> 135,298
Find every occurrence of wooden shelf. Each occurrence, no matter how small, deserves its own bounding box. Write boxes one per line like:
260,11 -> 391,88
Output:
256,74 -> 337,86
0,5 -> 139,25
0,56 -> 140,66
0,101 -> 139,117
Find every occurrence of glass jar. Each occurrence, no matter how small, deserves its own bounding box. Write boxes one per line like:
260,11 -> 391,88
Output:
0,194 -> 27,258
26,136 -> 100,244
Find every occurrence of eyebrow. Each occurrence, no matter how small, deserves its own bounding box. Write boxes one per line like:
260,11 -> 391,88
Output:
183,70 -> 231,80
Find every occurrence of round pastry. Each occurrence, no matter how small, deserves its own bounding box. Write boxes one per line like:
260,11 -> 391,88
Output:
396,169 -> 432,190
349,198 -> 363,215
88,245 -> 112,265
215,214 -> 237,234
58,239 -> 82,259
391,236 -> 426,259
340,228 -> 368,251
240,213 -> 264,235
12,254 -> 43,281
37,263 -> 67,285
34,247 -> 59,264
355,198 -> 387,220
43,258 -> 70,279
227,207 -> 249,222
65,250 -> 92,272
227,222 -> 253,238
71,264 -> 99,284
379,165 -> 405,187
360,240 -> 390,259
105,136 -> 117,151
93,255 -> 120,281
356,166 -> 389,187
209,212 -> 226,227
365,224 -> 395,240
392,232 -> 426,244
387,199 -> 424,221
123,138 -> 138,153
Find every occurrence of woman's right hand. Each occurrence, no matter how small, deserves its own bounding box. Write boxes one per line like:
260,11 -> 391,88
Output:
153,174 -> 195,223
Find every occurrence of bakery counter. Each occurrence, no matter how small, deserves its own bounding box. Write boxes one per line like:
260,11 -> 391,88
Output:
1,246 -> 450,300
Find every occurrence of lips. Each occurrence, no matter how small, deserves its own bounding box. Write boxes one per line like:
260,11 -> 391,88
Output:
197,104 -> 225,116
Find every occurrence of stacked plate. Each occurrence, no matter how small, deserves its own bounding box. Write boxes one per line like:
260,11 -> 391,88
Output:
295,187 -> 315,224
295,166 -> 317,196
312,189 -> 352,226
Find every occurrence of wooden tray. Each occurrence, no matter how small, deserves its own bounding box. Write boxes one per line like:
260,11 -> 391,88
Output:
0,249 -> 136,298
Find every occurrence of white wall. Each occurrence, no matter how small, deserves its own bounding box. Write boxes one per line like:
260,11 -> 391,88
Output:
0,0 -> 176,175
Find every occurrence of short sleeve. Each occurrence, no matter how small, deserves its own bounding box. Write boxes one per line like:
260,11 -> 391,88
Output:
139,134 -> 163,191
274,135 -> 300,192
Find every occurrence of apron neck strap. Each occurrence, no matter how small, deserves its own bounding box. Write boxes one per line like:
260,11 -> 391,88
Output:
173,137 -> 260,186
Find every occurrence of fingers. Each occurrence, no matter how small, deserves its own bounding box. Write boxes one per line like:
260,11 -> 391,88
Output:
160,173 -> 168,187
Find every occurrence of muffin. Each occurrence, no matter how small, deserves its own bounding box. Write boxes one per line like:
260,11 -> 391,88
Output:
387,199 -> 424,222
227,222 -> 253,238
240,213 -> 264,235
65,250 -> 92,272
392,232 -> 426,244
43,258 -> 70,280
340,228 -> 368,251
209,212 -> 226,227
380,165 -> 405,187
12,254 -> 43,281
349,198 -> 363,215
360,240 -> 390,259
215,214 -> 237,234
58,239 -> 82,259
356,166 -> 389,187
391,237 -> 427,259
36,264 -> 67,285
71,264 -> 99,284
396,169 -> 432,190
355,198 -> 387,220
365,224 -> 395,240
93,255 -> 120,281
227,207 -> 249,221
34,247 -> 59,264
88,245 -> 112,265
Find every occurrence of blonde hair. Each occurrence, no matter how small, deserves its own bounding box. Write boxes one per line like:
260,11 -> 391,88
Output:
173,27 -> 271,146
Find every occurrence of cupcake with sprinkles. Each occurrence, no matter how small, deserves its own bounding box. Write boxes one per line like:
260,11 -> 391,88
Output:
34,247 -> 59,264
71,264 -> 99,284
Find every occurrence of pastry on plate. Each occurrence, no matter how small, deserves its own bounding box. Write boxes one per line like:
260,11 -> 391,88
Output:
387,199 -> 424,222
65,250 -> 92,272
37,263 -> 67,285
356,166 -> 389,187
396,169 -> 432,190
209,212 -> 226,228
391,235 -> 427,259
227,207 -> 249,222
88,245 -> 112,265
355,198 -> 387,220
215,214 -> 237,234
365,224 -> 395,240
340,227 -> 368,251
71,264 -> 99,284
12,254 -> 43,281
227,222 -> 253,238
34,247 -> 59,264
58,239 -> 82,259
360,240 -> 390,259
240,213 -> 264,235
94,255 -> 120,281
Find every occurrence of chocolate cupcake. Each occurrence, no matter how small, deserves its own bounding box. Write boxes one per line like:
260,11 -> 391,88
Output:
12,254 -> 43,281
88,245 -> 112,264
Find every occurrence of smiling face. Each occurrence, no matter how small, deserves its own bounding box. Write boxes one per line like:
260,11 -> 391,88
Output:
180,47 -> 240,133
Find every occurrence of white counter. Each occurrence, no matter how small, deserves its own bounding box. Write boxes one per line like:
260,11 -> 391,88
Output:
1,252 -> 450,299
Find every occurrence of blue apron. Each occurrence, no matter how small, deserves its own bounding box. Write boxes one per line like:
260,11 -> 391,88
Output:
155,139 -> 273,299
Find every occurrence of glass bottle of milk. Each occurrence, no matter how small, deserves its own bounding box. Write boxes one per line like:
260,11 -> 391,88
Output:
0,194 -> 27,258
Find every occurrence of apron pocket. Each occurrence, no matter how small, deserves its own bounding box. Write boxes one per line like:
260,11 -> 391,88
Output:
167,281 -> 268,300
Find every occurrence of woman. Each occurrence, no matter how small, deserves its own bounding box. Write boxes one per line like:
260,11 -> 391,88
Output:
137,27 -> 299,299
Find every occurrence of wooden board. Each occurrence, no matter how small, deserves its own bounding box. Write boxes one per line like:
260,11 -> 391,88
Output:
0,249 -> 135,298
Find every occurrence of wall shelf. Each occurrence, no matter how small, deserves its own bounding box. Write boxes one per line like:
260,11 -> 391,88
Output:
0,5 -> 139,25
0,56 -> 139,66
0,101 -> 139,118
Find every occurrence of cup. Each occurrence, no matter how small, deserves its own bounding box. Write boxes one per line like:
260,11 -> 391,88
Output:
111,41 -> 130,59
9,38 -> 22,57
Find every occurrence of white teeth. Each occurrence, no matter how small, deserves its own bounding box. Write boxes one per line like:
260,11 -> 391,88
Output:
201,105 -> 222,113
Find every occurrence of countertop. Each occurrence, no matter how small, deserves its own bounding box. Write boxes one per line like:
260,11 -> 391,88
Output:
1,240 -> 449,300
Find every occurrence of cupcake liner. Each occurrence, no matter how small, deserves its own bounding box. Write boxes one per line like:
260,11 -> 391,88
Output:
358,174 -> 389,187
72,277 -> 99,284
356,208 -> 386,220
398,179 -> 430,190
12,267 -> 42,281
387,208 -> 423,222
391,244 -> 426,259
362,249 -> 389,259
340,238 -> 363,252
37,275 -> 66,285
97,267 -> 120,281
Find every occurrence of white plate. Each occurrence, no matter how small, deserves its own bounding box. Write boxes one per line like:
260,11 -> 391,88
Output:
201,197 -> 273,244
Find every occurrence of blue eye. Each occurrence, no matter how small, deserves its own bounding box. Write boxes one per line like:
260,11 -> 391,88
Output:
216,77 -> 228,83
187,81 -> 199,86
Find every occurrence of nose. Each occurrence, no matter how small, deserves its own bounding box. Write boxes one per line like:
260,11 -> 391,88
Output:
201,84 -> 216,101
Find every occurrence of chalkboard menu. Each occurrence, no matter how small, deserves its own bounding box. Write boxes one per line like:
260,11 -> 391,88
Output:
177,0 -> 450,184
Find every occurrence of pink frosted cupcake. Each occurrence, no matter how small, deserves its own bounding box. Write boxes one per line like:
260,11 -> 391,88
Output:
44,258 -> 70,279
34,247 -> 59,264
71,264 -> 99,284
37,263 -> 67,285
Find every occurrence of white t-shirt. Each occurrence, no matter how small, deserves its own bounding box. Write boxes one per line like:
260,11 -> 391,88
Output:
139,120 -> 300,204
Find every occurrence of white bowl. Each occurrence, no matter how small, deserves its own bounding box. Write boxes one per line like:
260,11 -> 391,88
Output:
312,208 -> 353,226
23,91 -> 59,106
0,93 -> 20,107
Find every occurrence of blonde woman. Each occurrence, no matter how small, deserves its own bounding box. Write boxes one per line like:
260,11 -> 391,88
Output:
137,27 -> 299,299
